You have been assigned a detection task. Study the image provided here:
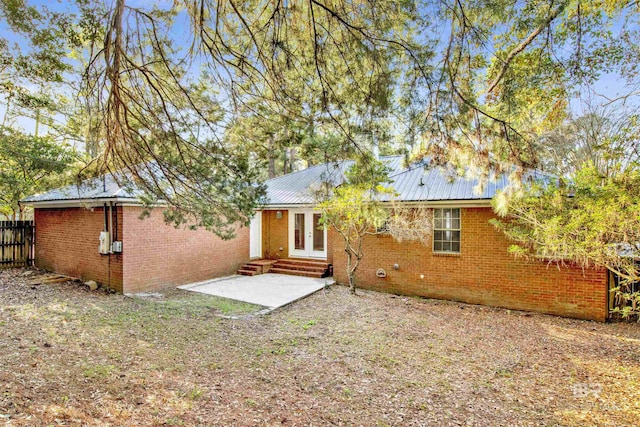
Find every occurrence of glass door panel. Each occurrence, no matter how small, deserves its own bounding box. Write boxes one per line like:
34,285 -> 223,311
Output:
312,213 -> 324,251
294,213 -> 305,250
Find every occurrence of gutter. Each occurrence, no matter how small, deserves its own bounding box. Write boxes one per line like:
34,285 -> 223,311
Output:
21,198 -> 152,209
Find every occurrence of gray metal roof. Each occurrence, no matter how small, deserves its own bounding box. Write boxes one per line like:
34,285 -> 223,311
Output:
264,155 -> 511,206
263,161 -> 351,206
22,173 -> 143,204
24,155 -> 512,206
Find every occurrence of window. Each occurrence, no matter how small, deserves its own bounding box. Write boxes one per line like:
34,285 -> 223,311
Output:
376,220 -> 389,234
433,208 -> 460,253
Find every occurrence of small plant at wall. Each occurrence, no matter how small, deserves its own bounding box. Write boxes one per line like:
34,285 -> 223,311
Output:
315,161 -> 390,294
386,205 -> 434,245
492,165 -> 640,321
315,155 -> 432,294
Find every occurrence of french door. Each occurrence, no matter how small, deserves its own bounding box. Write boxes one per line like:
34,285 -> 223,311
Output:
288,210 -> 327,259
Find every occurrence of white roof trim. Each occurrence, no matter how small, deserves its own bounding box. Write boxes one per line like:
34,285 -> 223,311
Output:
26,198 -> 141,208
392,199 -> 492,207
260,203 -> 315,210
260,199 -> 492,210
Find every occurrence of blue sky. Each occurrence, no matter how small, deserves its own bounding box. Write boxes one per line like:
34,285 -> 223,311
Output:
1,0 -> 638,139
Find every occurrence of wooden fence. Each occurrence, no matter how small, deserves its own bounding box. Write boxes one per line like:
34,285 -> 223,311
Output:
0,221 -> 34,268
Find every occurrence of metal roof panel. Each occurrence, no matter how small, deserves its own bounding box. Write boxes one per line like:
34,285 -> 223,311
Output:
264,155 -> 512,205
22,173 -> 142,203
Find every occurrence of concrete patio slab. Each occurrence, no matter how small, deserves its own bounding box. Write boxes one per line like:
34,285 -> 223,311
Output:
178,273 -> 334,310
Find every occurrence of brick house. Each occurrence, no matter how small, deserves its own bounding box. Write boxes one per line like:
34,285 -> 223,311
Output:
22,174 -> 252,293
257,156 -> 610,321
24,156 -> 611,321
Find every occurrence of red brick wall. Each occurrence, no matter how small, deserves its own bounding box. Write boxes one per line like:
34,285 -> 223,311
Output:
34,207 -> 124,292
331,207 -> 608,321
121,207 -> 249,293
262,210 -> 288,259
325,219 -> 334,265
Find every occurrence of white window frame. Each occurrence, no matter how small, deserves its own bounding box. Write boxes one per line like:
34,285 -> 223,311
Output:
433,208 -> 461,254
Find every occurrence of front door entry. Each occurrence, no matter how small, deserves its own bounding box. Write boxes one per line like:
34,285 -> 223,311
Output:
289,210 -> 327,259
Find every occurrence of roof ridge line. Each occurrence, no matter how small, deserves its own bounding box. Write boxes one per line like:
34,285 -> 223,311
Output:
388,160 -> 427,179
265,160 -> 347,183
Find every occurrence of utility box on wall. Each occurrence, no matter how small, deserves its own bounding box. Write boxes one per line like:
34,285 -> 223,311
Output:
98,231 -> 110,254
111,241 -> 122,253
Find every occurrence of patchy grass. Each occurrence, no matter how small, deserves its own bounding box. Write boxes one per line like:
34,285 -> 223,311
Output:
82,364 -> 116,379
126,290 -> 262,318
1,268 -> 639,426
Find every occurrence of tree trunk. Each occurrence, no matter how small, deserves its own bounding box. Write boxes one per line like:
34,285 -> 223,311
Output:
267,134 -> 276,179
289,147 -> 296,172
345,245 -> 363,295
348,271 -> 356,294
282,148 -> 288,175
86,120 -> 98,158
345,248 -> 356,294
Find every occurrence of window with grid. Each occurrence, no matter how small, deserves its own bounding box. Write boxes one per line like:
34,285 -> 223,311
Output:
433,208 -> 460,253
